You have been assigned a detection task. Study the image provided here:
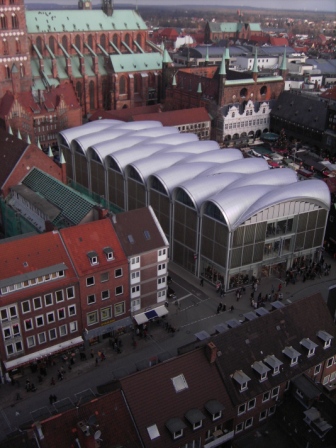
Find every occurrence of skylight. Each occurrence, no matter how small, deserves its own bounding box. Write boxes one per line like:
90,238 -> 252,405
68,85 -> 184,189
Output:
171,374 -> 188,393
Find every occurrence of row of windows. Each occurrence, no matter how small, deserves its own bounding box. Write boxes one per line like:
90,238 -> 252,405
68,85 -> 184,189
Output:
23,305 -> 76,331
177,122 -> 208,132
87,286 -> 123,304
238,386 -> 280,415
0,270 -> 65,295
86,269 -> 122,287
0,13 -> 19,30
235,406 -> 276,434
225,118 -> 268,130
26,323 -> 77,349
87,302 -> 125,326
20,288 -> 75,314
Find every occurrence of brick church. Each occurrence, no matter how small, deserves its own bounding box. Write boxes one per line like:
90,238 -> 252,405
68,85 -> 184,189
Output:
0,0 -> 164,148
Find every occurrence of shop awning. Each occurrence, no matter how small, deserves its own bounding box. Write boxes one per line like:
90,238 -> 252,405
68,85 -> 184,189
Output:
3,336 -> 84,371
133,305 -> 168,325
84,316 -> 133,340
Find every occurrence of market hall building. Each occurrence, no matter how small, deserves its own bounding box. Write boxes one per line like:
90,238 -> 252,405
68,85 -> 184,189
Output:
58,120 -> 331,290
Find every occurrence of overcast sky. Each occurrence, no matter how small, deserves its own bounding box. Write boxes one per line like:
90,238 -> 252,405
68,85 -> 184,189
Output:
26,0 -> 336,11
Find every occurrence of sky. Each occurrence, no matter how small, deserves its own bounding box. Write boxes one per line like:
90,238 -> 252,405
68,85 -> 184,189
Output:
25,0 -> 336,12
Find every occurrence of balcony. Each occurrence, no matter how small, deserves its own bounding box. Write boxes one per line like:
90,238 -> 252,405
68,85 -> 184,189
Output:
204,429 -> 234,447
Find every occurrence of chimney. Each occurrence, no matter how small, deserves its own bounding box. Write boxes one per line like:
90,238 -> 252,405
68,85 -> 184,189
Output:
206,342 -> 218,364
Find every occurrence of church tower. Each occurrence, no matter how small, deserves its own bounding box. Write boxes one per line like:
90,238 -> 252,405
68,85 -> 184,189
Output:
0,0 -> 32,98
102,0 -> 113,16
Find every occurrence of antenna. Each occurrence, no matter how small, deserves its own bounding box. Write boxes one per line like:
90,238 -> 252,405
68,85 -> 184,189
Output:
94,430 -> 102,441
87,414 -> 97,426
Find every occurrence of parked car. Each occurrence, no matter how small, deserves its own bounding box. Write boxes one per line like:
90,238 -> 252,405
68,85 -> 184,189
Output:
167,286 -> 177,299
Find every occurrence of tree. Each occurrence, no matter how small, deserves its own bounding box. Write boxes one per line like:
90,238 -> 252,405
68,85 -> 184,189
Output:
275,128 -> 288,149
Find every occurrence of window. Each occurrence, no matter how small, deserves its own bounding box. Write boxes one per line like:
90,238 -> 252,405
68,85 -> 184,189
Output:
158,277 -> 166,286
100,272 -> 109,282
262,391 -> 270,402
24,319 -> 33,331
241,382 -> 248,392
22,301 -> 30,314
259,410 -> 267,421
49,328 -> 57,340
245,418 -> 253,429
115,286 -> 123,296
101,307 -> 112,321
69,321 -> 77,333
158,263 -> 166,272
131,271 -> 140,281
44,293 -> 53,306
27,336 -> 35,348
66,287 -> 75,299
68,305 -> 76,316
6,344 -> 14,356
235,422 -> 244,434
35,315 -> 44,327
3,327 -> 11,340
248,398 -> 256,410
157,290 -> 166,302
173,429 -> 183,440
55,290 -> 64,302
58,308 -> 66,320
324,339 -> 331,349
86,276 -> 95,286
38,332 -> 46,344
238,403 -> 246,415
47,312 -> 55,323
291,357 -> 298,366
59,324 -> 67,337
212,411 -> 222,421
193,420 -> 202,430
0,308 -> 8,322
158,249 -> 166,257
327,357 -> 334,368
272,386 -> 280,398
131,285 -> 140,294
114,302 -> 125,316
130,256 -> 140,269
87,311 -> 98,326
269,405 -> 276,416
100,290 -> 109,300
87,294 -> 96,305
115,268 -> 123,278
33,297 -> 42,310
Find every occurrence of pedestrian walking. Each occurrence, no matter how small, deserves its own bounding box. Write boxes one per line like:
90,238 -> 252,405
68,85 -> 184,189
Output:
216,303 -> 222,314
278,283 -> 282,292
49,394 -> 53,405
52,395 -> 57,403
200,278 -> 204,287
222,304 -> 226,312
50,377 -> 55,386
90,349 -> 94,359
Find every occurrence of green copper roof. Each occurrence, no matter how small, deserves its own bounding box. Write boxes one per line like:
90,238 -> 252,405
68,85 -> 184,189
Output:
280,47 -> 287,71
25,9 -> 147,33
22,168 -> 97,227
218,53 -> 226,76
220,22 -> 239,33
163,49 -> 172,64
110,52 -> 162,73
249,23 -> 262,31
257,76 -> 283,83
225,79 -> 254,86
252,47 -> 258,73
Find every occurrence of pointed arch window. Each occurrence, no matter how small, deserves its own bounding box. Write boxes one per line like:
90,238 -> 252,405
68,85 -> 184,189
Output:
11,13 -> 18,29
113,33 -> 118,47
20,63 -> 25,78
5,65 -> 10,79
15,39 -> 20,54
119,76 -> 126,95
0,14 -> 7,30
125,33 -> 130,47
89,81 -> 95,110
62,35 -> 68,52
75,34 -> 81,51
88,34 -> 93,49
36,36 -> 43,54
100,34 -> 106,50
49,36 -> 55,54
3,39 -> 9,55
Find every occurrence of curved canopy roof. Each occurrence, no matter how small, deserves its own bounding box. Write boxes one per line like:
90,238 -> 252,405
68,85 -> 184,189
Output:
225,167 -> 298,191
149,162 -> 217,197
133,127 -> 179,138
206,179 -> 330,232
73,127 -> 130,156
113,121 -> 163,131
126,153 -> 190,184
174,172 -> 245,211
183,150 -> 242,164
59,119 -> 122,147
204,158 -> 269,176
164,140 -> 220,153
147,133 -> 198,146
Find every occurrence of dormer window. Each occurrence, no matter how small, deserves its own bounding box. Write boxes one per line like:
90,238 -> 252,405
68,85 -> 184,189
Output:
103,247 -> 113,261
166,418 -> 186,440
264,354 -> 283,376
87,251 -> 98,265
232,370 -> 251,392
185,409 -> 205,430
205,400 -> 224,421
300,338 -> 318,357
317,330 -> 333,349
252,361 -> 270,382
282,346 -> 301,366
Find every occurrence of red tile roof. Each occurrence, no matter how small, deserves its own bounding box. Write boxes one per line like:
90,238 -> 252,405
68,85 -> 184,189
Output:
0,129 -> 29,189
159,28 -> 179,40
60,218 -> 127,276
38,389 -> 142,448
121,348 -> 235,447
270,37 -> 289,46
133,107 -> 210,126
111,207 -> 168,257
89,104 -> 162,122
0,231 -> 77,283
320,86 -> 336,101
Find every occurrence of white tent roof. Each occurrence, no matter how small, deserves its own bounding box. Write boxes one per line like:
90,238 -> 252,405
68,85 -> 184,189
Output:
59,119 -> 123,147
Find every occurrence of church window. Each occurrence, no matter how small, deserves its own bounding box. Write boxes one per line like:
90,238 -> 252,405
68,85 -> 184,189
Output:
89,81 -> 95,110
240,88 -> 247,98
75,35 -> 81,52
15,39 -> 20,54
11,13 -> 18,29
0,15 -> 7,30
36,36 -> 43,54
49,36 -> 55,54
3,40 -> 9,55
113,33 -> 118,47
125,33 -> 130,47
119,76 -> 126,94
62,35 -> 68,52
100,34 -> 106,50
232,112 -> 235,118
134,74 -> 141,93
5,65 -> 10,79
260,86 -> 267,96
88,34 -> 93,49
136,33 -> 142,47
